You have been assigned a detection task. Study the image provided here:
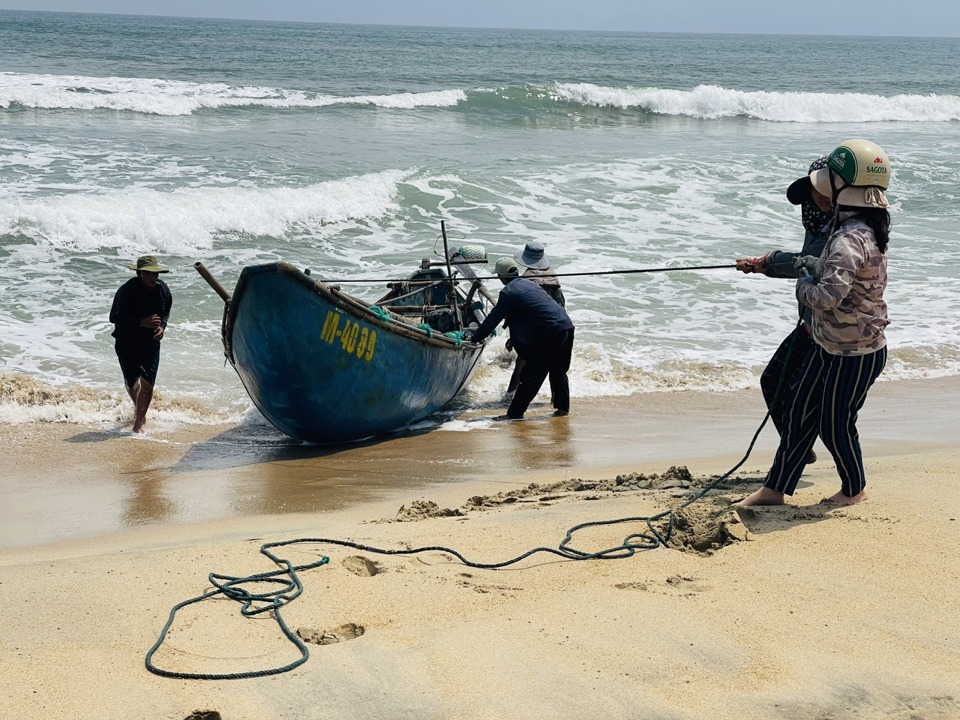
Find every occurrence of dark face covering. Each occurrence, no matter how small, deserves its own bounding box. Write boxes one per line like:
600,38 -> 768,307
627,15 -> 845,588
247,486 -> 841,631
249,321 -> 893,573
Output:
801,155 -> 833,235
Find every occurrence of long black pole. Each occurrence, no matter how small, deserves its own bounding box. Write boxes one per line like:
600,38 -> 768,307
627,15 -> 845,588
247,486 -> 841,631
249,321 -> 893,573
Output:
440,221 -> 464,330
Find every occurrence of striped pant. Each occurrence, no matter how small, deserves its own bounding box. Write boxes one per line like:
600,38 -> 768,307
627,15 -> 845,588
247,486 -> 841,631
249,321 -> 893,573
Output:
764,344 -> 887,498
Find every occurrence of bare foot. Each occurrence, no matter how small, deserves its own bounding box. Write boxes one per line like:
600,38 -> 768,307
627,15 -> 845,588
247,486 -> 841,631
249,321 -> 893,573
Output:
133,417 -> 146,434
820,490 -> 867,506
734,487 -> 787,507
553,409 -> 569,417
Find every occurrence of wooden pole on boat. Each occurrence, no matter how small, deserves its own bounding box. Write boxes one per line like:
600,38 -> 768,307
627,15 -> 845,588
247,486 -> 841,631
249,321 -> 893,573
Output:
194,261 -> 232,304
475,280 -> 497,306
440,221 -> 464,330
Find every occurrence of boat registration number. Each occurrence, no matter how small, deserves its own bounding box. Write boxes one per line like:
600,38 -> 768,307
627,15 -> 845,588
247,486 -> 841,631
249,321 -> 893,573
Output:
321,310 -> 376,361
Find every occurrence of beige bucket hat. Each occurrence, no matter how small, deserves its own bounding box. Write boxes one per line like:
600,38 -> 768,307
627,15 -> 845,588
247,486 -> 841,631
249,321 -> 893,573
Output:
128,255 -> 170,273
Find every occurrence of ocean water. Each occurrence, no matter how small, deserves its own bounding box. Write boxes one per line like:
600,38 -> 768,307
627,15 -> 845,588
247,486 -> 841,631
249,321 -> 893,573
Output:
2,10 -> 959,431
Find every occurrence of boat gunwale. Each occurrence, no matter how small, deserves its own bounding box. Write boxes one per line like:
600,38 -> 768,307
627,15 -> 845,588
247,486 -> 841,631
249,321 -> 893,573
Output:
227,261 -> 484,355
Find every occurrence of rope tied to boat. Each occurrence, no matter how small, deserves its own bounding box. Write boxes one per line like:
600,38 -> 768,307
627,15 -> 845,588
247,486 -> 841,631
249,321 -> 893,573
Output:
322,262 -> 736,285
367,305 -> 394,323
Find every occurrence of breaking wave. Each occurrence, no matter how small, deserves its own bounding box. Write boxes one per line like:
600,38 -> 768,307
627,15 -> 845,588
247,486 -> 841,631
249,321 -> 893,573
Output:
0,169 -> 409,254
550,83 -> 960,122
3,72 -> 959,122
0,72 -> 466,115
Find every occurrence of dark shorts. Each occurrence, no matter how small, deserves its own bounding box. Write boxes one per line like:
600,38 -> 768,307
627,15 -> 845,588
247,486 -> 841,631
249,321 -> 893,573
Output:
115,341 -> 161,387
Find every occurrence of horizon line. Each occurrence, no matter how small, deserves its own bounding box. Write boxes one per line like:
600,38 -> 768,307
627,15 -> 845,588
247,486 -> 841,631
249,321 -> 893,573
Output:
0,7 -> 957,40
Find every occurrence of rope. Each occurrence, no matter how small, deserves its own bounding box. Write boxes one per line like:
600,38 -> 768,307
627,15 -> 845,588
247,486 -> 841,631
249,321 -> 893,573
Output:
367,305 -> 394,322
312,263 -> 736,285
146,320 -> 802,681
144,413 -> 764,680
145,544 -> 329,680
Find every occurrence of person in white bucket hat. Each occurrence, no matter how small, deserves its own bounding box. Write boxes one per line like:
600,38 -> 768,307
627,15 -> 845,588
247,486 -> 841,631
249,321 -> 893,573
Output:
513,241 -> 565,307
738,139 -> 892,508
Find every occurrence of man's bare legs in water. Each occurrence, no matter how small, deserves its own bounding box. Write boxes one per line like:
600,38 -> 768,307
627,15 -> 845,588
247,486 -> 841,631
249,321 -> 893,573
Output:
126,377 -> 155,434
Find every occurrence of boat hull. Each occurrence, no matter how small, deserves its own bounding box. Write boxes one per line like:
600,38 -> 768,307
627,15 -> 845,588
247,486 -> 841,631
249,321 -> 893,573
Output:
225,262 -> 484,443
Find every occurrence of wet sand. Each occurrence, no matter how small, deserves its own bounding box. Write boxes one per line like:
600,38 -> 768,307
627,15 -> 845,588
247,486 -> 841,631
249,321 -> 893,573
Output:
1,378 -> 959,719
4,377 -> 958,550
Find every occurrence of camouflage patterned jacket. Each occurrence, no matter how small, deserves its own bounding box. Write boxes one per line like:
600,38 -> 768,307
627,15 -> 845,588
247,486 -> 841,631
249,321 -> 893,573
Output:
522,267 -> 566,308
798,216 -> 888,356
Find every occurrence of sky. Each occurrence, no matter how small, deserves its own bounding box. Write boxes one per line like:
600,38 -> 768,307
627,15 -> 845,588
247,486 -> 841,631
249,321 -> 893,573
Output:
0,0 -> 958,37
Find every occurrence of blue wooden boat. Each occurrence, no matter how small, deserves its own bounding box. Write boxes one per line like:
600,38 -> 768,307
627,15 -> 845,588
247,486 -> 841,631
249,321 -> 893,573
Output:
195,251 -> 489,443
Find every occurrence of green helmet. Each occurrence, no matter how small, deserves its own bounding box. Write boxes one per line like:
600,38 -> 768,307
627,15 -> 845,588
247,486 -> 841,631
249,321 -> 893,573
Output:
827,139 -> 890,190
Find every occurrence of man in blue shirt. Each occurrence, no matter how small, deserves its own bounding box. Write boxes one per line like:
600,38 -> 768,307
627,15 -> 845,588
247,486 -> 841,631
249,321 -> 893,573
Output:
470,257 -> 574,419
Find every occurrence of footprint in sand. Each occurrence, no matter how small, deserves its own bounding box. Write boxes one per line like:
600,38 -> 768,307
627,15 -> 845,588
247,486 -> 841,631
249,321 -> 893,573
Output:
297,623 -> 365,645
664,575 -> 712,594
457,573 -> 522,595
615,576 -> 711,595
342,555 -> 380,576
614,581 -> 649,591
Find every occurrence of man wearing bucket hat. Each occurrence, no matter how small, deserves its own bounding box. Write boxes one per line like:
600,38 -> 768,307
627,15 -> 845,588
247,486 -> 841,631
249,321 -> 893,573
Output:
109,255 -> 173,433
735,155 -> 833,465
738,139 -> 891,508
506,241 -> 567,398
514,241 -> 565,307
467,257 -> 574,419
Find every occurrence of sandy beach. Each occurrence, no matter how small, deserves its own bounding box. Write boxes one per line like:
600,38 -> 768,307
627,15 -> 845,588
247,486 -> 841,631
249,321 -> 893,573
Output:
2,378 -> 959,719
